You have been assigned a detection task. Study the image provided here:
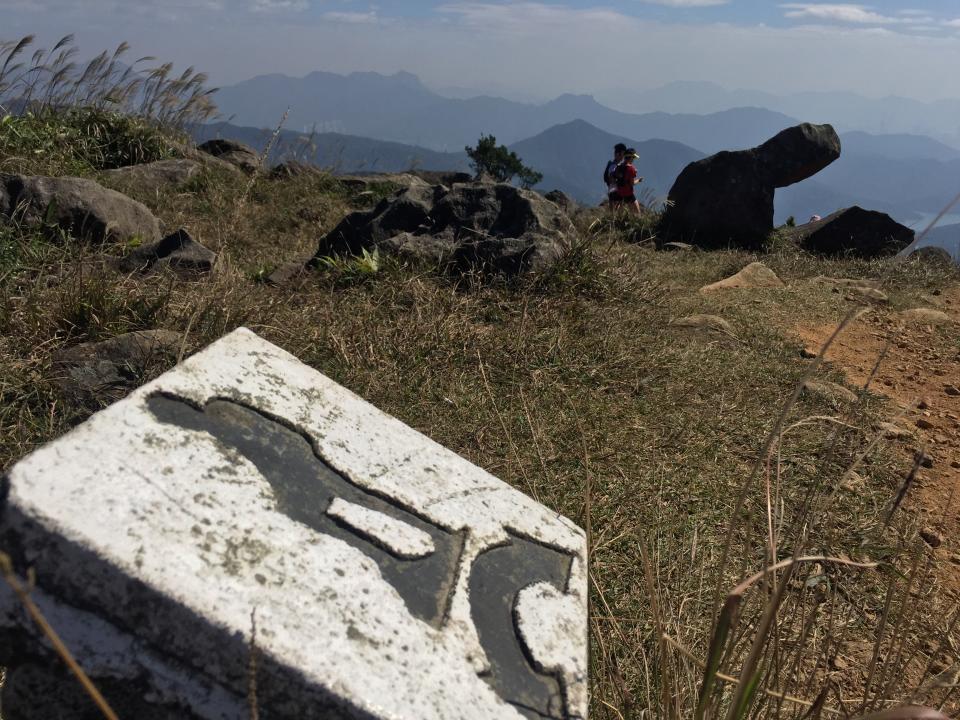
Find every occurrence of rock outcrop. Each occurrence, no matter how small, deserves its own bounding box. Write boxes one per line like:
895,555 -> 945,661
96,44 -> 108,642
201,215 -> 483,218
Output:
661,123 -> 841,249
785,207 -> 914,258
103,159 -> 203,194
0,173 -> 161,244
119,229 -> 216,273
54,329 -> 183,408
197,139 -> 260,174
700,262 -> 785,291
311,182 -> 575,277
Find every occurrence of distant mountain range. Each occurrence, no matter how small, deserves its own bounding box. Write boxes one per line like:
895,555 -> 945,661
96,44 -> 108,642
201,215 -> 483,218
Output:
212,70 -> 799,154
612,81 -> 960,149
201,70 -> 960,237
192,119 -> 702,205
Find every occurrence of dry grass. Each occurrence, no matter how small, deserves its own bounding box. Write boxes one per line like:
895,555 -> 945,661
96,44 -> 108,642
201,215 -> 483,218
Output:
1,108 -> 960,717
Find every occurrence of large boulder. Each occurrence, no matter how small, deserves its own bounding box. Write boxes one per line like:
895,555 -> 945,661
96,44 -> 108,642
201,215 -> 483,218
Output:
786,207 -> 914,258
0,174 -> 161,244
312,182 -> 575,277
197,139 -> 260,174
102,159 -> 203,194
661,123 -> 840,249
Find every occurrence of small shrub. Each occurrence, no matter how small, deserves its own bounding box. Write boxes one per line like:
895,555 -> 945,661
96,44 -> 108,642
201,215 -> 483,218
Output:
465,134 -> 542,188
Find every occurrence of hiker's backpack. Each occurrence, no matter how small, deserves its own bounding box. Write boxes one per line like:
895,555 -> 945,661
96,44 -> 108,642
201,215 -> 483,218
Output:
603,160 -> 618,186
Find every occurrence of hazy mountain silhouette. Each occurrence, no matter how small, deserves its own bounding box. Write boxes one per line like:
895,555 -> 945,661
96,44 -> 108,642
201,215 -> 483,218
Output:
840,131 -> 960,162
193,122 -> 468,173
619,81 -> 960,148
213,70 -> 799,153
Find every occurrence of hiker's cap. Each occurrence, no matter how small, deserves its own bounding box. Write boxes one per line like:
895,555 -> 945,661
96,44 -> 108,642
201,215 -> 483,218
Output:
624,148 -> 639,159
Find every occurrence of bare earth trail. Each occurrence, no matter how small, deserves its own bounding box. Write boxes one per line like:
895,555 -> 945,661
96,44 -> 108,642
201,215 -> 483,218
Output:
795,287 -> 960,598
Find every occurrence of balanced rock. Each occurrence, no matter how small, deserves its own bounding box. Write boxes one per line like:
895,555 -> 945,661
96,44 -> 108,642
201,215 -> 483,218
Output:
0,174 -> 160,244
662,123 -> 840,249
103,158 -> 202,194
786,207 -> 914,258
197,138 -> 260,174
119,229 -> 216,273
700,262 -> 785,291
313,182 -> 575,277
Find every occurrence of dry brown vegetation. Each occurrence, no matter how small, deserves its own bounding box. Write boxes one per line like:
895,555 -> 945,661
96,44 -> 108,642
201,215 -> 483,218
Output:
2,92 -> 960,718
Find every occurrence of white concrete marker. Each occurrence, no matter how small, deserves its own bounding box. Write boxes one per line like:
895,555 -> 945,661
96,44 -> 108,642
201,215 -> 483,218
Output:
0,328 -> 588,720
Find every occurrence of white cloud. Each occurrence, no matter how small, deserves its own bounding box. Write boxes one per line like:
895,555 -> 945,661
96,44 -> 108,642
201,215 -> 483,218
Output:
321,11 -> 378,24
945,19 -> 960,28
781,3 -> 901,25
251,0 -> 308,11
638,0 -> 729,6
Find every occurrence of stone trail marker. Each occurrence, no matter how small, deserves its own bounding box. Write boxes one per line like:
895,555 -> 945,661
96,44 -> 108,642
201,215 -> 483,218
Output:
0,328 -> 588,719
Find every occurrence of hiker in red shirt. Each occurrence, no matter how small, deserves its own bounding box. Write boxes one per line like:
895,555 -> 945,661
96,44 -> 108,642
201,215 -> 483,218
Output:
616,148 -> 643,216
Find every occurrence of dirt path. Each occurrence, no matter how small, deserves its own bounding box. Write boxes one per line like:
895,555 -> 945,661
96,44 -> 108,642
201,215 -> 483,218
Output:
796,287 -> 960,599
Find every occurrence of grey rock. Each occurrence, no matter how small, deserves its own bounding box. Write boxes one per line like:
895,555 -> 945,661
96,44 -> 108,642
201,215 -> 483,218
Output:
899,308 -> 952,324
803,380 -> 858,405
103,159 -> 202,194
269,161 -> 323,180
336,173 -> 431,193
54,329 -> 183,408
786,207 -> 914,258
313,182 -> 575,277
661,242 -> 694,252
544,189 -> 576,214
120,229 -> 216,273
670,314 -> 735,335
197,139 -> 261,174
662,123 -> 840,249
0,174 -> 161,244
700,262 -> 785,291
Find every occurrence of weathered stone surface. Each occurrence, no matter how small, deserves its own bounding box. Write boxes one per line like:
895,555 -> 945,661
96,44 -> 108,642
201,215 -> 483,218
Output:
54,329 -> 183,409
314,182 -> 575,277
899,308 -> 952,324
661,123 -> 840,249
878,422 -> 914,440
847,286 -> 888,303
700,262 -> 785,291
1,328 -> 588,720
103,159 -> 203,193
661,241 -> 693,252
544,190 -> 576,214
337,173 -> 431,193
670,314 -> 735,335
803,379 -> 858,405
120,228 -> 216,273
0,173 -> 161,244
269,160 -> 323,180
786,207 -> 914,258
197,139 -> 260,174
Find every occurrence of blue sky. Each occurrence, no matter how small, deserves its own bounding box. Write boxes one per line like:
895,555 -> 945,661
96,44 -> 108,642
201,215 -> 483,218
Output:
7,2 -> 960,101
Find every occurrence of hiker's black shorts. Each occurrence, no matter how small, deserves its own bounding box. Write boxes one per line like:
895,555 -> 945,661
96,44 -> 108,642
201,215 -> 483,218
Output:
611,193 -> 635,205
